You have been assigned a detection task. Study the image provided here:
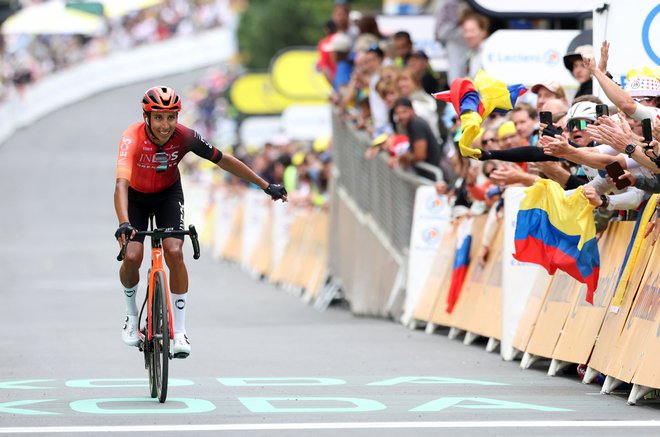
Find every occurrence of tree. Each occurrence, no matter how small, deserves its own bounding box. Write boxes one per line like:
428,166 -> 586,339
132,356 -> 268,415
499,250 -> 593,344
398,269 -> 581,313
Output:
237,0 -> 332,69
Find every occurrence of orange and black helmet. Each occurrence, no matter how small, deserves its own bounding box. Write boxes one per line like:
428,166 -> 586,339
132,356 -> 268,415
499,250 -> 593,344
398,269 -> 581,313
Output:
142,86 -> 182,113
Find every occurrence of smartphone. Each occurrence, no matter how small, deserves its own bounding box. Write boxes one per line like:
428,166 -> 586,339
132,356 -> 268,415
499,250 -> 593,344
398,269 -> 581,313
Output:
642,118 -> 653,143
605,160 -> 631,189
539,111 -> 553,126
596,104 -> 609,118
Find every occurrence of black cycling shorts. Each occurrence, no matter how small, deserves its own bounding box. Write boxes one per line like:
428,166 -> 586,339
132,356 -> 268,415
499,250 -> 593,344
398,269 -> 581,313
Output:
128,179 -> 185,243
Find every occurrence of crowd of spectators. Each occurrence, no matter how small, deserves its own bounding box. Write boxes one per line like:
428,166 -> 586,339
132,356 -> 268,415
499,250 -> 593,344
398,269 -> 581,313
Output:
0,0 -> 230,101
320,0 -> 660,267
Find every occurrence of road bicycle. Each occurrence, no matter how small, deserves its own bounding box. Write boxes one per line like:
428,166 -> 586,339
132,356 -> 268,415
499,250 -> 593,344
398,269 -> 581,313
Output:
117,216 -> 200,403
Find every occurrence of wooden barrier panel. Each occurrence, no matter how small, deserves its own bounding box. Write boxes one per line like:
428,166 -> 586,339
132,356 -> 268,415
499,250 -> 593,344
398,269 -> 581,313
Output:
304,210 -> 330,300
605,242 -> 660,384
511,271 -> 552,354
551,221 -> 634,365
220,202 -> 244,262
588,222 -> 655,375
524,271 -> 581,359
212,188 -> 242,259
411,227 -> 457,323
270,210 -> 309,284
469,224 -> 503,340
428,215 -> 486,329
248,207 -> 273,277
631,249 -> 660,389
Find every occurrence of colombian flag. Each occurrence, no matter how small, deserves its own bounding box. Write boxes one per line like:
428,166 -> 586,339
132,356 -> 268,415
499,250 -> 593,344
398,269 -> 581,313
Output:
447,217 -> 473,313
513,179 -> 600,304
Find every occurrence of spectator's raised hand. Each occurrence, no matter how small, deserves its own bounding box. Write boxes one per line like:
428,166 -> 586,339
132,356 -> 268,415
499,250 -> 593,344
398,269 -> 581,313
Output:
652,118 -> 660,140
617,169 -> 637,187
543,135 -> 572,157
598,40 -> 610,73
582,53 -> 598,74
585,116 -> 634,151
581,185 -> 602,207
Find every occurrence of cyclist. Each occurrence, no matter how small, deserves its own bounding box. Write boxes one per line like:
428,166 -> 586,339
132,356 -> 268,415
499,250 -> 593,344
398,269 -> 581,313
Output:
114,86 -> 287,358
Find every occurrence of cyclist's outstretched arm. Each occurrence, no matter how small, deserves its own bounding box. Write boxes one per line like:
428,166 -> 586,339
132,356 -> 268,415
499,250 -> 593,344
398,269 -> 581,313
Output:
217,155 -> 288,201
218,154 -> 268,189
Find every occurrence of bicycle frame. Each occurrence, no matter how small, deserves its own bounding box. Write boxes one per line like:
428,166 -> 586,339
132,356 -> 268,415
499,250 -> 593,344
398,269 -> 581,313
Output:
116,220 -> 201,344
146,239 -> 173,341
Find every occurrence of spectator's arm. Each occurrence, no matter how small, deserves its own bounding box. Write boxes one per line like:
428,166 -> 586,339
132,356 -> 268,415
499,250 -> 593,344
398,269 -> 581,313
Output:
583,51 -> 637,116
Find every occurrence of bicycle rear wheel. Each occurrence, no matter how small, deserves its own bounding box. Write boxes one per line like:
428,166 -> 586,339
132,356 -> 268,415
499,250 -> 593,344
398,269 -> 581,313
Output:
151,271 -> 170,403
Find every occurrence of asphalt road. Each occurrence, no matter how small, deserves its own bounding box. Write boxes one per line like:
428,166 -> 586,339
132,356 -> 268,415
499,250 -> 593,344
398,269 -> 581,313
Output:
0,71 -> 659,436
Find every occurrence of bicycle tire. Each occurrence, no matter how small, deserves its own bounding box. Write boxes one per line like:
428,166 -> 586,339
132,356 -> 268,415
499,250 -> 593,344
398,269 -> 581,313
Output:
152,271 -> 170,403
144,279 -> 157,399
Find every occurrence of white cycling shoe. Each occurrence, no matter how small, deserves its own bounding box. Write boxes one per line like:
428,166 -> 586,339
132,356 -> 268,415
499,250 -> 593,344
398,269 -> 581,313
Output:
122,315 -> 141,347
173,333 -> 191,359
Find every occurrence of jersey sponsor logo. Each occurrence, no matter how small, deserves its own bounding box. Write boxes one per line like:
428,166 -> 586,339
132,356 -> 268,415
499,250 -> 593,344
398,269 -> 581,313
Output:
178,201 -> 185,230
117,137 -> 132,166
194,130 -> 212,149
138,151 -> 180,166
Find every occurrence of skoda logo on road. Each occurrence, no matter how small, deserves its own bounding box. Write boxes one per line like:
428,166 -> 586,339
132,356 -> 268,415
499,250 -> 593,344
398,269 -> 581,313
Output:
642,4 -> 660,64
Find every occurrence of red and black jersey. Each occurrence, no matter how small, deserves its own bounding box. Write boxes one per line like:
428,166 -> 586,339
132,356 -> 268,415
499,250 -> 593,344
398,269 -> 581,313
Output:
115,122 -> 222,193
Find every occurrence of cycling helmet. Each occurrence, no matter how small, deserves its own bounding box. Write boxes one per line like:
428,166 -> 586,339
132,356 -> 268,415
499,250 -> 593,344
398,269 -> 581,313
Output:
566,101 -> 597,122
142,86 -> 182,113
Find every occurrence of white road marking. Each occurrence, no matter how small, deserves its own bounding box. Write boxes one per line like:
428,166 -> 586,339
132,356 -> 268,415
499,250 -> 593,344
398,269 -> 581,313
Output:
1,421 -> 659,433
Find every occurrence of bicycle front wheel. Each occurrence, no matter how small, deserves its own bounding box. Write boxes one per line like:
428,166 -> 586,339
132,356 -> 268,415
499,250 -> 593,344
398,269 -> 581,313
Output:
151,271 -> 170,403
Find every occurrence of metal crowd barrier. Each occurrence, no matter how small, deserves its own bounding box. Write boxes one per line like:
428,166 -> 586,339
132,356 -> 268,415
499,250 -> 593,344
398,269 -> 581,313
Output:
328,111 -> 436,316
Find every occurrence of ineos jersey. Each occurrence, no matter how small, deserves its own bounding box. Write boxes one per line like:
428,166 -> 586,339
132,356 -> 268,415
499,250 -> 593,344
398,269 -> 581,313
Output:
115,122 -> 222,193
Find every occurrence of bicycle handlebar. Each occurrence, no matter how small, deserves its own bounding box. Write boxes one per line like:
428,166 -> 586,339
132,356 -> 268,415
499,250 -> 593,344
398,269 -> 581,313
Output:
116,225 -> 201,261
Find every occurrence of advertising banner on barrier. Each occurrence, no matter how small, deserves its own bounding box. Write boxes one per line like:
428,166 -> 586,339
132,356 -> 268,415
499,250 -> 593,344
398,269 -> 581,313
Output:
401,187 -> 451,326
511,269 -> 552,354
271,201 -> 292,270
501,188 -> 544,360
481,30 -> 579,87
551,221 -> 634,365
412,227 -> 457,324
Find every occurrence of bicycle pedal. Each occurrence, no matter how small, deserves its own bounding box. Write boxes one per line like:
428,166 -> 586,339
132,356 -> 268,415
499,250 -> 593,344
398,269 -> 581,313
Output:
173,352 -> 189,359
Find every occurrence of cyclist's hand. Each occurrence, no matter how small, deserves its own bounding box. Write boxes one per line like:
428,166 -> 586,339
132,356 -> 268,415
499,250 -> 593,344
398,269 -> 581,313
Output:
264,184 -> 288,202
114,222 -> 136,246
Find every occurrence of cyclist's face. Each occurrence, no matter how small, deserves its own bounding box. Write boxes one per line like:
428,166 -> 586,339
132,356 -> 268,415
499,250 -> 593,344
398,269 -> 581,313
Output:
147,111 -> 178,144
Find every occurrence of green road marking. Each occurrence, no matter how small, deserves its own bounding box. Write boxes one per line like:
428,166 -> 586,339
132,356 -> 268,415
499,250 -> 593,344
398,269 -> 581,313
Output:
239,397 -> 387,413
65,378 -> 194,388
410,397 -> 573,412
69,398 -> 215,414
218,378 -> 346,387
0,380 -> 56,390
368,377 -> 508,386
0,400 -> 59,415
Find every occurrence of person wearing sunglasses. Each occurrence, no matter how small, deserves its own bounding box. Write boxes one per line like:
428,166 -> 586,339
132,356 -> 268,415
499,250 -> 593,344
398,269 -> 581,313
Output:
542,101 -> 648,218
114,86 -> 288,358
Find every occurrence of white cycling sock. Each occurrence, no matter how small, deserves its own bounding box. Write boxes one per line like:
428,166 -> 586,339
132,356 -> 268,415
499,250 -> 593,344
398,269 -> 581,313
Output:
173,293 -> 187,334
124,285 -> 139,316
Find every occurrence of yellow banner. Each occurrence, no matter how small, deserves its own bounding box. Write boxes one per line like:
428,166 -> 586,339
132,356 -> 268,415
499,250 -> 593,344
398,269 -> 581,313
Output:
270,49 -> 332,100
230,73 -> 326,115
